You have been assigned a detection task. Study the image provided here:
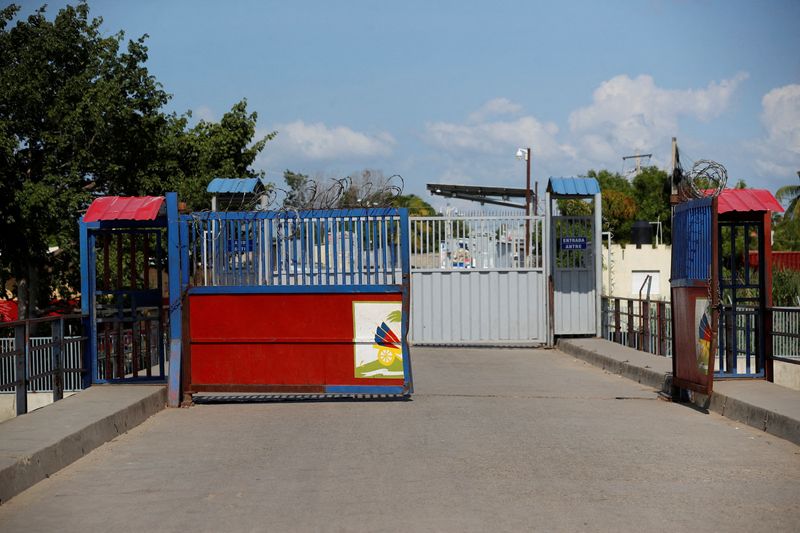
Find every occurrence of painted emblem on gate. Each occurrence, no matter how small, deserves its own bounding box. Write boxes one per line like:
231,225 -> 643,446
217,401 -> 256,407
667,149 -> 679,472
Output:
695,298 -> 712,375
353,303 -> 404,379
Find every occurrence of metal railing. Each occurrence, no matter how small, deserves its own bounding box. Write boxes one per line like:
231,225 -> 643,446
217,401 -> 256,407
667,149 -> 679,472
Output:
770,307 -> 800,365
409,213 -> 545,271
94,306 -> 167,382
183,209 -> 404,287
0,314 -> 88,416
601,296 -> 672,356
601,297 -> 800,367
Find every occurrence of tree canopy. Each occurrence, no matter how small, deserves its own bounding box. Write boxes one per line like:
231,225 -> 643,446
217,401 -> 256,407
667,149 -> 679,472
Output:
0,2 -> 272,315
559,167 -> 671,244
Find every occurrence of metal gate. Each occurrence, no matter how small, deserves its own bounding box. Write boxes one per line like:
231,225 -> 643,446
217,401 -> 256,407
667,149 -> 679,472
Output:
178,207 -> 413,400
409,213 -> 548,345
717,218 -> 766,377
551,216 -> 596,335
79,197 -> 169,384
546,178 -> 602,338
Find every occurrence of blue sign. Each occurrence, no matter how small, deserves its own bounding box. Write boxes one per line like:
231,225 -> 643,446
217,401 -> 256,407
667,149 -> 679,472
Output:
560,237 -> 587,250
227,239 -> 254,252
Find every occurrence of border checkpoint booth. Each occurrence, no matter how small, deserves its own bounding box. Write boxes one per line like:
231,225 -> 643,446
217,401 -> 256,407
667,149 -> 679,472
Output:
79,192 -> 414,406
545,177 -> 603,344
671,188 -> 784,396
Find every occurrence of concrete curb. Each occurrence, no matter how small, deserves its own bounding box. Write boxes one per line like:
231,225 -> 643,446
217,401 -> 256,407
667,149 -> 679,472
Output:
696,389 -> 800,447
556,339 -> 671,393
558,338 -> 800,447
0,386 -> 166,504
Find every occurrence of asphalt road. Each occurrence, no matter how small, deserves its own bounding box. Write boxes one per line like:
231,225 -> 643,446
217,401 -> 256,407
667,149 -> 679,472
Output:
1,347 -> 798,532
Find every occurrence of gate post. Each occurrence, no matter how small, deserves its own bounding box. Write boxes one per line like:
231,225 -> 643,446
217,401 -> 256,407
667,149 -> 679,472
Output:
594,189 -> 602,337
14,322 -> 27,416
166,192 -> 183,407
79,219 -> 95,388
544,190 -> 554,346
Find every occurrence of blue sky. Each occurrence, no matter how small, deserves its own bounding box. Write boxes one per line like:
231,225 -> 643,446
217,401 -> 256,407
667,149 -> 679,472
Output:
15,0 -> 800,206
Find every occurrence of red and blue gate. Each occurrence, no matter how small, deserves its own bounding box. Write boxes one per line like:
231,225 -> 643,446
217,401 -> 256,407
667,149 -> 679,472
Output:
175,206 -> 413,403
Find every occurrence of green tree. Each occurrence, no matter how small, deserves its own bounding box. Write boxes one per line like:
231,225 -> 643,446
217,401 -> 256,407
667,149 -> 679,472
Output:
0,3 -> 272,316
630,166 -> 672,244
391,194 -> 436,216
775,176 -> 800,221
282,170 -> 312,209
588,169 -> 637,242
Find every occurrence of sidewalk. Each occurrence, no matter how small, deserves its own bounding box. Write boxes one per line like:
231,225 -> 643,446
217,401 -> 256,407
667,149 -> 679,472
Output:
558,337 -> 800,446
0,384 -> 166,504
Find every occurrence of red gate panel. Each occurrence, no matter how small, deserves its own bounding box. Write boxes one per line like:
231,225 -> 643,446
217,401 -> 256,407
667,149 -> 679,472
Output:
185,293 -> 406,393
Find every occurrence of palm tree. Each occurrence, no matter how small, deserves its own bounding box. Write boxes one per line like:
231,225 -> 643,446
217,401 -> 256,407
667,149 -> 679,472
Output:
776,172 -> 800,220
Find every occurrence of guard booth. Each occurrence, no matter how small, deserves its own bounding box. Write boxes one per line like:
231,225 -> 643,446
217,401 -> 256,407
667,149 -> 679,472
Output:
715,189 -> 783,380
545,177 -> 602,343
80,193 -> 414,406
79,196 -> 170,385
671,189 -> 783,395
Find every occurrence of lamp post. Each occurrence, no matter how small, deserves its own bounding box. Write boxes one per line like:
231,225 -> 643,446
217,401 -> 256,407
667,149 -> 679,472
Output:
516,147 -> 532,263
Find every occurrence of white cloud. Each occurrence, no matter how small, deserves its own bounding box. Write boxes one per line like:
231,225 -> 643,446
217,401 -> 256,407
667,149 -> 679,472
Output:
568,73 -> 749,162
270,121 -> 395,161
467,97 -> 523,123
752,84 -> 800,178
424,99 -> 575,161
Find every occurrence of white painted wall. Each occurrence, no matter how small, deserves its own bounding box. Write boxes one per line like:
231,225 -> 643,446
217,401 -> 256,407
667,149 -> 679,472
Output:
602,244 -> 671,300
0,392 -> 77,423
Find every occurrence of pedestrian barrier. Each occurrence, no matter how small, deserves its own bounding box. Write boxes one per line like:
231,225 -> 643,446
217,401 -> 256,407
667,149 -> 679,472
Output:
178,208 -> 413,400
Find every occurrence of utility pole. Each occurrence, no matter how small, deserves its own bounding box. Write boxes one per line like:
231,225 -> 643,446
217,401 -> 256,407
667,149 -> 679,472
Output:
670,137 -> 679,205
622,152 -> 652,176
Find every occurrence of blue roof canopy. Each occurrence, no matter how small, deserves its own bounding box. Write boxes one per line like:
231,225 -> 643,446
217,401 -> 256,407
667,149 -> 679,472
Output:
207,177 -> 266,194
547,177 -> 601,197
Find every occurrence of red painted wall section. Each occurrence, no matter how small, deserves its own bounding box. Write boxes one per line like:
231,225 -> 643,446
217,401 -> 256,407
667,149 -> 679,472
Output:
187,293 -> 405,388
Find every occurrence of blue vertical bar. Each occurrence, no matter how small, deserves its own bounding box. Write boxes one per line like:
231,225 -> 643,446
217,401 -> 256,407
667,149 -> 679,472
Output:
79,220 -> 95,388
323,218 -> 330,285
349,216 -> 355,285
268,218 -> 275,285
275,219 -> 282,285
399,208 -> 413,393
357,217 -> 364,285
381,217 -> 388,285
332,216 -> 339,284
300,217 -> 307,283
283,218 -> 291,284
166,192 -> 182,407
179,218 -> 190,292
317,217 -> 323,285
364,216 -> 371,284
372,218 -> 379,285
340,217 -> 347,284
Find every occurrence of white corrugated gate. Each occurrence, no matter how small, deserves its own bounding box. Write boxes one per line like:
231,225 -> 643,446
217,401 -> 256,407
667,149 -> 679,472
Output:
409,213 -> 548,345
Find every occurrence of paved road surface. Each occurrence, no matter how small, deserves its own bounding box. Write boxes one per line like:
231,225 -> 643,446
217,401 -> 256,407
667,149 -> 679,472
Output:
1,348 -> 798,532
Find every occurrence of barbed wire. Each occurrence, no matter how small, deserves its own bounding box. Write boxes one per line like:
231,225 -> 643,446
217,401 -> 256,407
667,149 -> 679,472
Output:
675,159 -> 728,200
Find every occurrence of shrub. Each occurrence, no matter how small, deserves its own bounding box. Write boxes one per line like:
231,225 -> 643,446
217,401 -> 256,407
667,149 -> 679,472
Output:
772,268 -> 800,307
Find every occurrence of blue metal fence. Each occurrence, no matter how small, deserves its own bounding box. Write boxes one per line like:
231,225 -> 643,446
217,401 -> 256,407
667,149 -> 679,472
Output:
183,208 -> 405,289
671,197 -> 712,284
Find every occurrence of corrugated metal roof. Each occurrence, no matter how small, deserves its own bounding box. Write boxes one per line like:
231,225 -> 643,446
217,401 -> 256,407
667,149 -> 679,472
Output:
207,177 -> 265,194
547,177 -> 601,196
84,196 -> 165,222
714,189 -> 784,214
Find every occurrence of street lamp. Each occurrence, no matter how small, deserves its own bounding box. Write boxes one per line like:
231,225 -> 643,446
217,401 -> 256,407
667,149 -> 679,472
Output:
516,147 -> 532,262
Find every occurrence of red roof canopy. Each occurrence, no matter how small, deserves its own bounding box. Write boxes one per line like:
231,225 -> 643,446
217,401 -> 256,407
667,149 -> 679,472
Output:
711,189 -> 784,214
84,196 -> 165,222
